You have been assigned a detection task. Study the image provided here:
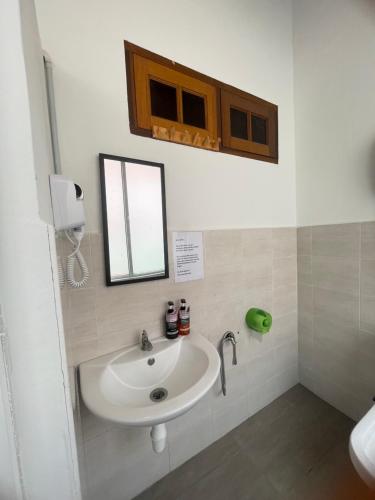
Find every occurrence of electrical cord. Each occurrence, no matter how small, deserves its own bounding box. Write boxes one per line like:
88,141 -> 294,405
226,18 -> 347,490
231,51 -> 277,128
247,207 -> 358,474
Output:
57,256 -> 65,288
65,228 -> 89,288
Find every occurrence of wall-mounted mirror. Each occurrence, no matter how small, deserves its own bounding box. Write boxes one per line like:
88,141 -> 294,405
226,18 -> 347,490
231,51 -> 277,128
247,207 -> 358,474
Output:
99,154 -> 168,286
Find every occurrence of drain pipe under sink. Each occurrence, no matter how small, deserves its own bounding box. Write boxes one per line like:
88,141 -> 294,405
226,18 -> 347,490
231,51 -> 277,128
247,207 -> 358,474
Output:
150,423 -> 167,453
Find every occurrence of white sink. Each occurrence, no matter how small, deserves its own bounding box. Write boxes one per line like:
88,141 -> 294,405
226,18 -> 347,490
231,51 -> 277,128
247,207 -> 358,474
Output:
350,404 -> 375,489
80,333 -> 220,452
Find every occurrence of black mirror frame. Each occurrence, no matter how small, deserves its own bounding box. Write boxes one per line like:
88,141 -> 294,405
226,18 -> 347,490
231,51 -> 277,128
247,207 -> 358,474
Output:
99,153 -> 169,286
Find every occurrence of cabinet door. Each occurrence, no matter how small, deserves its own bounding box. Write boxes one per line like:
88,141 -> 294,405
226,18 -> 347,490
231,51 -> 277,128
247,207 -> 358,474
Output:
133,54 -> 218,144
221,89 -> 277,160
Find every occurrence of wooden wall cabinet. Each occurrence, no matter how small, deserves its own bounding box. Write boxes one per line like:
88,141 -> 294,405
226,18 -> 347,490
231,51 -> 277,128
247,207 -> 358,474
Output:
221,89 -> 277,159
132,54 -> 218,150
125,41 -> 278,163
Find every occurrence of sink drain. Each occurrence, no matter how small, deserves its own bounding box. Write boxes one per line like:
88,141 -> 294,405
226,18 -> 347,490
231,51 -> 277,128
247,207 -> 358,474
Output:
150,387 -> 168,403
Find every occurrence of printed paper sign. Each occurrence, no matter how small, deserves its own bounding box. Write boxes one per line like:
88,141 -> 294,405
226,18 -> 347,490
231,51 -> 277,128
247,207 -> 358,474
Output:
173,232 -> 204,283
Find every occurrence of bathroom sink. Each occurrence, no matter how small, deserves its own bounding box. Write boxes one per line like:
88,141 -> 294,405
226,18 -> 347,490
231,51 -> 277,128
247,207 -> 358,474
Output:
350,404 -> 375,489
80,333 -> 220,452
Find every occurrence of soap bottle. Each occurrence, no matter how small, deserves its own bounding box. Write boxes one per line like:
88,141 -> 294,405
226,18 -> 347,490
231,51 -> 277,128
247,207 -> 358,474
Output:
165,301 -> 179,340
178,299 -> 190,336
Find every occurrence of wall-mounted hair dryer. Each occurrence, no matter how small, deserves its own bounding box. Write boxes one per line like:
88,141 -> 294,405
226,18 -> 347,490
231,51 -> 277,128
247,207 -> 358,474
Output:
49,175 -> 89,288
49,175 -> 85,230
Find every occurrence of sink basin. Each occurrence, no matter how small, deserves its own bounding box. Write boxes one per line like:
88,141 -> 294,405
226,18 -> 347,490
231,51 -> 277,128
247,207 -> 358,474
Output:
350,404 -> 375,489
80,333 -> 220,452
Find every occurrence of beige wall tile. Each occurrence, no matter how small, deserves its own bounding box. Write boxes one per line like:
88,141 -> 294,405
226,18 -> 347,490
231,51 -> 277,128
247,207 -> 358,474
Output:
312,223 -> 360,258
312,375 -> 368,422
298,284 -> 313,317
242,227 -> 273,242
248,376 -> 283,416
71,338 -> 99,365
273,340 -> 298,373
246,327 -> 275,359
361,222 -> 375,237
207,301 -> 245,346
273,256 -> 297,288
361,222 -> 375,260
298,221 -> 373,423
205,229 -> 244,275
298,335 -> 314,371
354,350 -> 375,402
90,232 -> 106,287
84,426 -> 170,500
272,227 -> 297,258
244,352 -> 277,391
360,294 -> 375,334
313,287 -> 359,328
299,364 -> 315,392
68,288 -> 98,343
242,228 -> 272,259
298,313 -> 313,341
277,364 -> 299,395
212,393 -> 249,441
242,254 -> 272,283
297,227 -> 312,255
312,256 -> 359,294
314,317 -> 358,356
360,259 -> 375,296
168,395 -> 214,469
313,344 -> 358,396
312,223 -> 360,239
272,312 -> 297,348
272,227 -> 296,240
297,254 -> 312,285
358,329 -> 375,358
273,284 -> 297,317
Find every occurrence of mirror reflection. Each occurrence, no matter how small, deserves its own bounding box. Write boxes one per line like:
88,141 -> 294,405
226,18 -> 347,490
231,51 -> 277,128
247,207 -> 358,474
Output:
99,154 -> 168,285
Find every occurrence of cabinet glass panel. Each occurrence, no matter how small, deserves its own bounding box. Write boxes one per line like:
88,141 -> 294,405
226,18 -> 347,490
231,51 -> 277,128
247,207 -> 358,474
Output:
251,115 -> 267,145
230,107 -> 248,140
182,91 -> 206,129
150,79 -> 177,121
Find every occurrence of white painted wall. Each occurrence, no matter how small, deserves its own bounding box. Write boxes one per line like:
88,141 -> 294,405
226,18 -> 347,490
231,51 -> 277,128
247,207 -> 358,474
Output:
294,0 -> 375,227
0,0 -> 81,498
34,0 -> 296,232
0,321 -> 22,500
19,0 -> 55,224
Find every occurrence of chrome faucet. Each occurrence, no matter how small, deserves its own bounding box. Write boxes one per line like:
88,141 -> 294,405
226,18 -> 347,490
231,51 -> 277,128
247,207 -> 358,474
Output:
219,331 -> 238,396
140,330 -> 153,351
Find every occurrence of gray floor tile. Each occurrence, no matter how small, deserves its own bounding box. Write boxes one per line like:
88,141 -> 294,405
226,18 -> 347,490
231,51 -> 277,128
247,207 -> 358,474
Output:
135,385 -> 375,500
136,430 -> 240,500
177,449 -> 281,500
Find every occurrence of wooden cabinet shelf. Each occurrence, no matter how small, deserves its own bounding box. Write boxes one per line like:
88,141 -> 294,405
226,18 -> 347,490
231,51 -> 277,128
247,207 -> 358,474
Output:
125,41 -> 278,163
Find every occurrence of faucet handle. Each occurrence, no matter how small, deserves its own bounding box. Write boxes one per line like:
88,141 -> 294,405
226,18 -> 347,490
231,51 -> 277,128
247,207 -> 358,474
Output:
227,331 -> 239,344
140,330 -> 153,351
140,330 -> 148,344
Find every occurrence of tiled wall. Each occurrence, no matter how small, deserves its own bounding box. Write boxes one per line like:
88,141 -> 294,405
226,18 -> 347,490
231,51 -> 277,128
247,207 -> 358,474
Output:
298,223 -> 375,422
57,227 -> 298,500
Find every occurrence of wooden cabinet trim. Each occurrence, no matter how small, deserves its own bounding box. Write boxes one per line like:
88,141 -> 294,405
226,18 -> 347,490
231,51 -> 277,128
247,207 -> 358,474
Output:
124,41 -> 278,163
221,89 -> 277,157
133,54 -> 217,140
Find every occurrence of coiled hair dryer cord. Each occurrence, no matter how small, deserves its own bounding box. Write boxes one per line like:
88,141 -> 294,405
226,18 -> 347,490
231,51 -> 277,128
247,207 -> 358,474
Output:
65,228 -> 89,288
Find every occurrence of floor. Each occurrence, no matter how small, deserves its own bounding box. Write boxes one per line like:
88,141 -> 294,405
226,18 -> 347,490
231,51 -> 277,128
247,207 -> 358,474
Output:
135,385 -> 375,500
